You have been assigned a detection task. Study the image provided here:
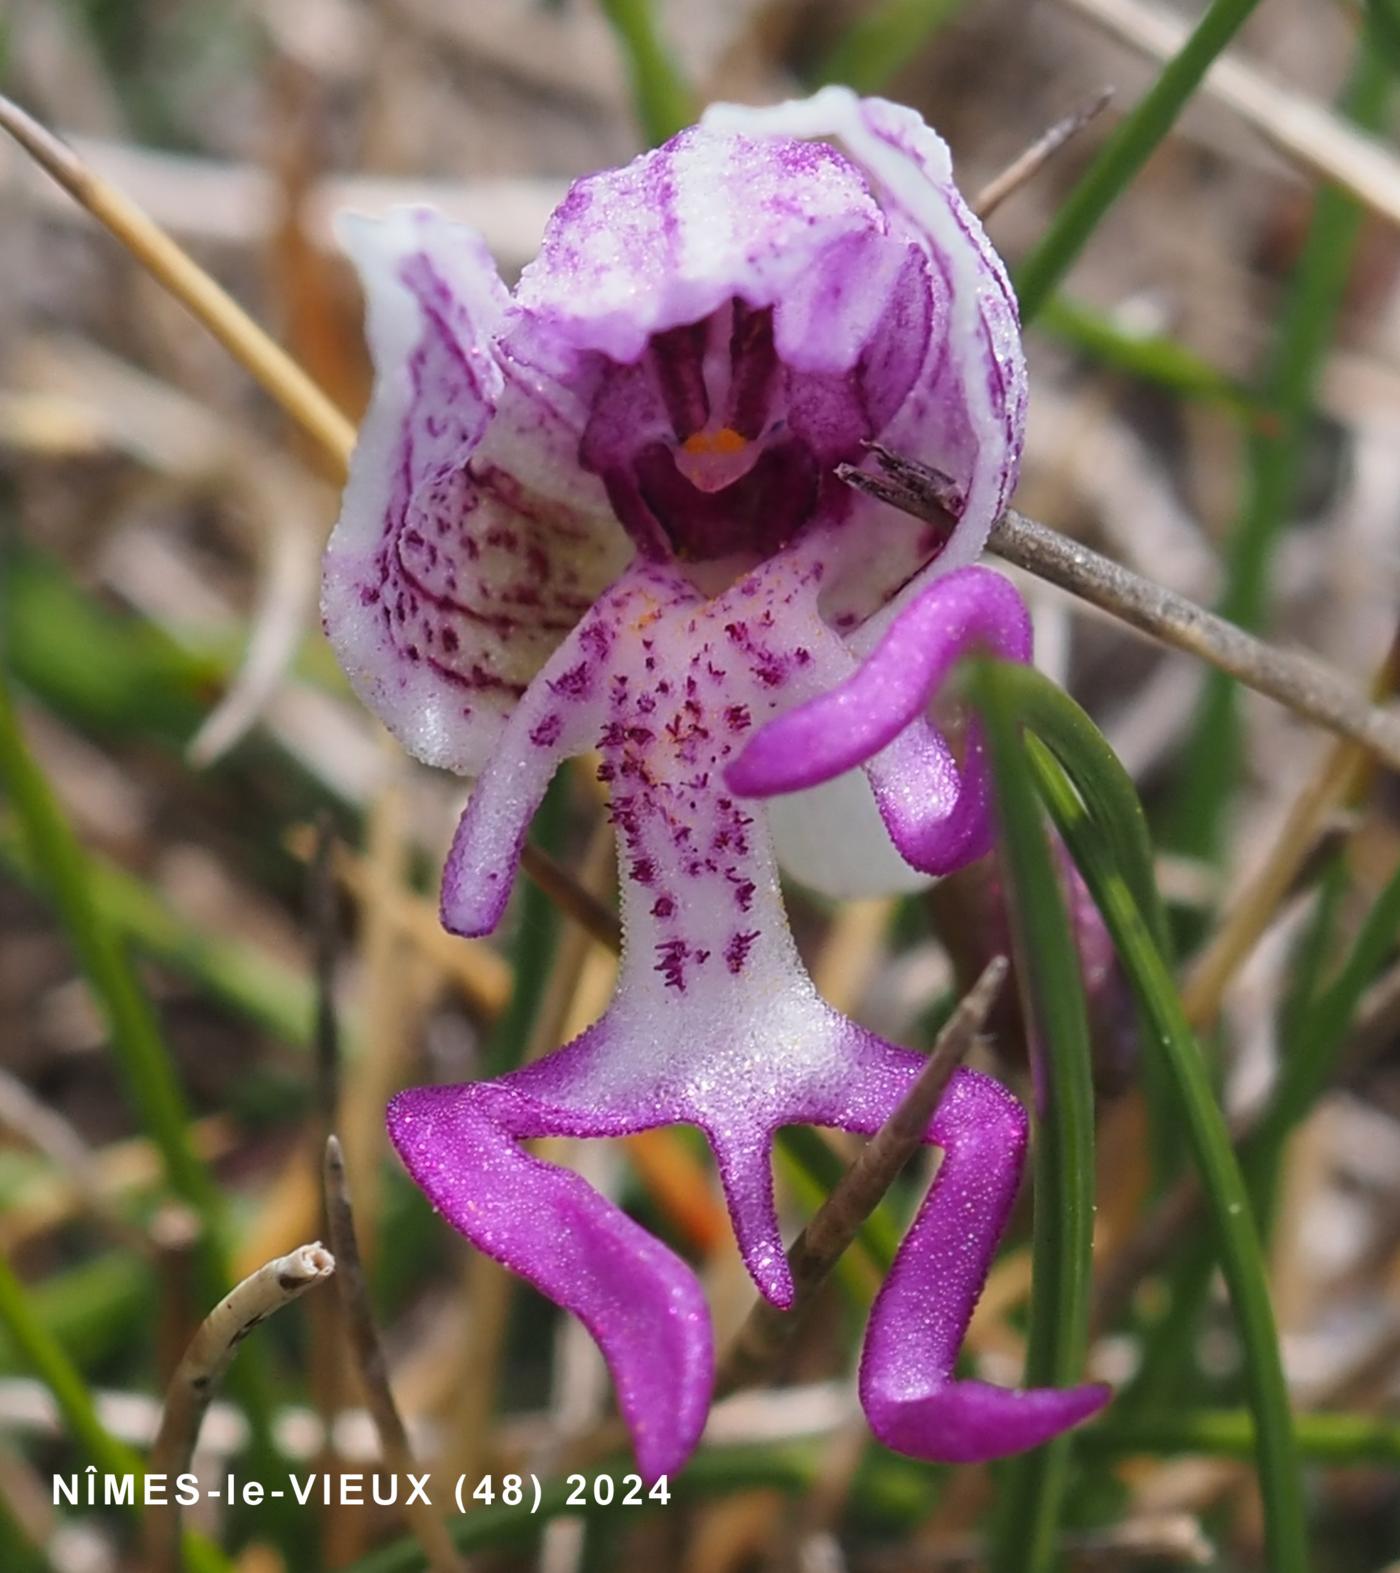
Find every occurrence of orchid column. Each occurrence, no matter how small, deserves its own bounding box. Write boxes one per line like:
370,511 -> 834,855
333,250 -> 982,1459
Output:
322,85 -> 1109,1480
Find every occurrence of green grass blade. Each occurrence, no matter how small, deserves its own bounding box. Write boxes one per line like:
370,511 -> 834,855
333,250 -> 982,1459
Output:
1026,738 -> 1308,1572
1081,1409 -> 1400,1465
0,1255 -> 232,1573
1167,41 -> 1391,863
1038,294 -> 1253,414
0,671 -> 227,1281
968,661 -> 1168,955
1015,0 -> 1264,323
0,668 -> 283,1465
1246,853 -> 1400,1212
972,660 -> 1097,1573
598,0 -> 695,146
0,814 -> 315,1048
814,0 -> 965,91
0,1254 -> 142,1484
965,659 -> 1178,1188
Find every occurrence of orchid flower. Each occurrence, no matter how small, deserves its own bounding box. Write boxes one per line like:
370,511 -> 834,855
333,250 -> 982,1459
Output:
322,85 -> 1109,1481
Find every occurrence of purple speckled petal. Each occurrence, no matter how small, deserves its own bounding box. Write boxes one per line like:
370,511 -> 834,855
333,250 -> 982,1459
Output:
439,590 -> 614,937
703,87 -> 1026,626
322,208 -> 627,776
387,1073 -> 712,1481
515,126 -> 896,364
326,93 -> 1106,1483
727,567 -> 1029,876
855,1068 -> 1111,1461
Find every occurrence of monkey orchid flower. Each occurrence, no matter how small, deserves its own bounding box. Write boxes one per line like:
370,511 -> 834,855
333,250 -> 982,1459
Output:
323,85 -> 1109,1481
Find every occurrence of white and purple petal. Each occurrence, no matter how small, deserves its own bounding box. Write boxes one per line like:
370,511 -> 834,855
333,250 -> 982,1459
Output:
322,208 -> 627,776
703,87 -> 1026,628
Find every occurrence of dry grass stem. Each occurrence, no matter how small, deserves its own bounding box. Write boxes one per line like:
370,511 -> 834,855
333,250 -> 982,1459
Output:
973,88 -> 1116,218
0,95 -> 357,469
840,451 -> 1400,770
323,1136 -> 466,1573
146,1242 -> 335,1571
1182,635 -> 1400,1029
1092,951 -> 1400,1333
286,822 -> 512,1019
1059,0 -> 1400,234
186,506 -> 323,768
522,842 -> 624,954
715,957 -> 1006,1397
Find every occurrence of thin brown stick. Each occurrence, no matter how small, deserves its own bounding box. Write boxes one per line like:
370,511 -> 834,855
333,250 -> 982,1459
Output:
715,958 -> 1006,1398
0,95 -> 355,471
973,88 -> 1116,218
285,823 -> 512,1017
146,1242 -> 335,1572
1182,631 -> 1400,1029
522,842 -> 623,954
840,451 -> 1400,772
309,812 -> 343,1137
0,94 -> 620,953
323,1136 -> 466,1573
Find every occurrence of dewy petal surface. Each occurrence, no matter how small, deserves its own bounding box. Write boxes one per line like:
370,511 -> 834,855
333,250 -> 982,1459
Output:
728,567 -> 1029,875
322,208 -> 628,775
703,87 -> 1026,628
322,90 -> 1105,1484
514,126 -> 892,363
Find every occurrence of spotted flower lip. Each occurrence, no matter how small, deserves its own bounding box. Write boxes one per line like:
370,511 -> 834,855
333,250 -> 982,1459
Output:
323,85 -> 1108,1482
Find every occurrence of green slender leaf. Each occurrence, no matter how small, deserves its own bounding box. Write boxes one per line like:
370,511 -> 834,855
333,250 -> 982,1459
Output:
1038,294 -> 1253,414
0,671 -> 227,1286
973,660 -> 1097,1573
0,1255 -> 231,1573
1246,853 -> 1400,1212
963,661 -> 1167,956
1168,42 -> 1392,863
815,0 -> 965,91
0,815 -> 315,1049
1081,1409 -> 1400,1464
598,0 -> 695,146
1016,0 -> 1264,322
965,661 -> 1177,1189
1024,729 -> 1308,1573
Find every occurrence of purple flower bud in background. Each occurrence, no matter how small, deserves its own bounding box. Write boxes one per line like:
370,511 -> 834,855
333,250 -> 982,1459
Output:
322,85 -> 1108,1481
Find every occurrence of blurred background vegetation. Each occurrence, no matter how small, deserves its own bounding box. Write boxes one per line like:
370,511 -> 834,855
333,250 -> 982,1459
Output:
1,1 -> 1399,1569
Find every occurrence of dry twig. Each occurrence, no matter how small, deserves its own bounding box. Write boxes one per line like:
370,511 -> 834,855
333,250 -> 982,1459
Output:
973,88 -> 1116,218
323,1136 -> 466,1573
146,1242 -> 335,1571
715,958 -> 1006,1397
1182,633 -> 1400,1029
0,95 -> 355,470
840,450 -> 1400,771
1058,0 -> 1400,234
